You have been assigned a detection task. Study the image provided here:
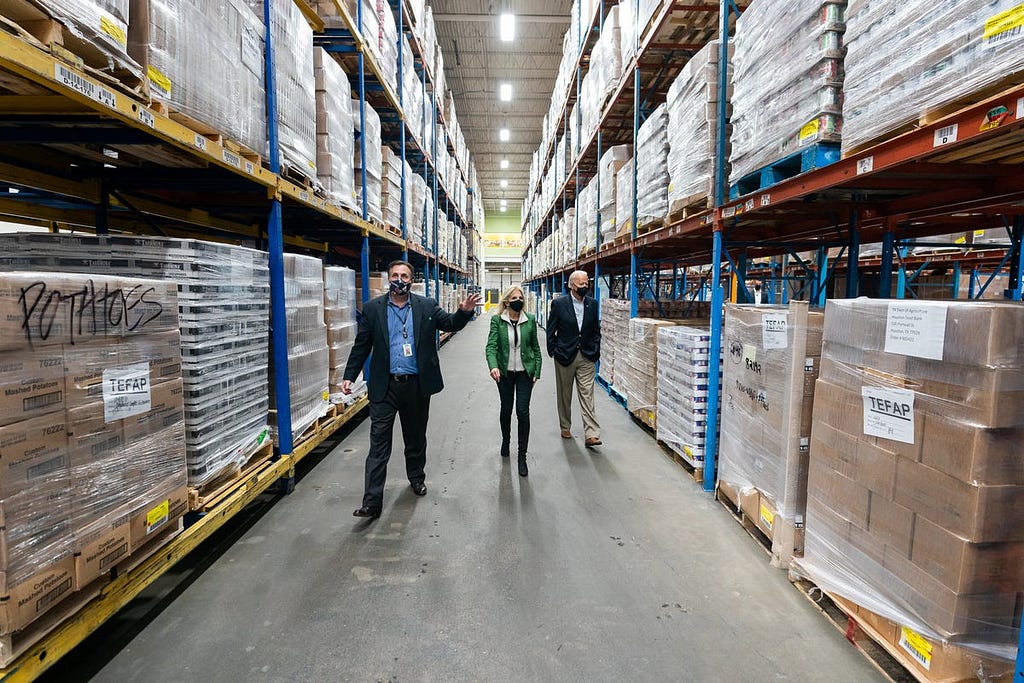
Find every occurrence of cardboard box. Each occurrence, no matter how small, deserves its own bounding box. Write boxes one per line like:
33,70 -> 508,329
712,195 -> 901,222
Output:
910,515 -> 1024,595
920,419 -> 1024,486
66,400 -> 124,467
73,508 -> 131,590
807,457 -> 870,529
64,334 -> 181,406
0,413 -> 69,495
0,350 -> 65,426
0,553 -> 75,635
866,492 -> 914,558
122,378 -> 184,443
129,484 -> 188,549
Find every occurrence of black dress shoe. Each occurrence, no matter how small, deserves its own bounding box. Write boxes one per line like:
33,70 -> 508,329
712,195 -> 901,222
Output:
411,481 -> 427,496
353,506 -> 381,518
500,441 -> 510,458
518,454 -> 528,477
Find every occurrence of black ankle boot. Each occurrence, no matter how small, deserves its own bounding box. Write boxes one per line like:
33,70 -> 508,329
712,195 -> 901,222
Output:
518,453 -> 528,477
500,440 -> 510,458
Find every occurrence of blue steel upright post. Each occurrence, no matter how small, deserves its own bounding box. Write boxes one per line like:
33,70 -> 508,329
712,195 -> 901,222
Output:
629,0 -> 640,319
264,0 -> 293,453
846,210 -> 860,298
397,0 -> 408,259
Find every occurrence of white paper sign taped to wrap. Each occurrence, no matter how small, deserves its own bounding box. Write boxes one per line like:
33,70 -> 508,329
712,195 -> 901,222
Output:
884,303 -> 946,360
861,386 -> 915,444
103,362 -> 152,422
762,313 -> 788,350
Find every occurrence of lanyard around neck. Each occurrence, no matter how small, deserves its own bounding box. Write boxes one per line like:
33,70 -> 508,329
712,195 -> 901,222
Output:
390,301 -> 410,339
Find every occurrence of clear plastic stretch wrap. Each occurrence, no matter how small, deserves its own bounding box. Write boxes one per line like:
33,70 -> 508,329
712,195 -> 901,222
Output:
729,0 -> 845,184
0,234 -> 271,488
718,302 -> 823,568
353,100 -> 384,223
0,271 -> 186,633
622,318 -> 678,427
843,0 -> 1024,153
637,105 -> 669,226
33,0 -> 140,75
618,0 -> 637,70
324,266 -> 365,405
381,146 -> 403,229
271,254 -> 329,444
615,157 -> 635,238
592,6 -> 622,110
667,41 -> 725,211
795,299 -> 1024,665
249,0 -> 317,182
129,0 -> 266,155
599,299 -> 631,387
314,48 -> 356,210
598,144 -> 632,245
656,325 -> 720,467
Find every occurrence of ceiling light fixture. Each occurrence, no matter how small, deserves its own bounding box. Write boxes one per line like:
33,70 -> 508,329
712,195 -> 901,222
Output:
499,82 -> 513,101
500,179 -> 509,188
500,158 -> 509,169
499,13 -> 515,42
499,128 -> 510,142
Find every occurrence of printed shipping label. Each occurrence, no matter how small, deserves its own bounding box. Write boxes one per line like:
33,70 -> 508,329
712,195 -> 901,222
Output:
146,500 -> 169,533
984,5 -> 1024,44
147,66 -> 172,96
55,64 -> 116,109
862,386 -> 916,444
99,13 -> 128,48
103,362 -> 152,422
899,626 -> 933,671
759,504 -> 774,531
884,303 -> 947,360
762,314 -> 788,350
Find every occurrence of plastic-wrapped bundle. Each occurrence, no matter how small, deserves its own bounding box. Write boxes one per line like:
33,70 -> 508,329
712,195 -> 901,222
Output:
130,0 -> 266,155
271,254 -> 329,445
622,318 -> 678,428
314,48 -> 356,210
794,300 -> 1024,669
353,100 -> 384,223
381,146 -> 403,229
615,156 -> 635,237
409,171 -> 427,245
32,0 -> 140,77
323,266 -> 365,404
618,0 -> 637,71
729,0 -> 845,184
718,302 -> 824,569
599,298 -> 631,387
598,145 -> 631,244
249,0 -> 317,182
636,104 -> 669,227
374,0 -> 399,96
843,0 -> 1024,153
593,6 -> 622,109
667,41 -> 726,213
656,325 -> 720,468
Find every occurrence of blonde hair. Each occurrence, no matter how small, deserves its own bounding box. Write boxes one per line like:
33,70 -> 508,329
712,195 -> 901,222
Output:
496,285 -> 526,315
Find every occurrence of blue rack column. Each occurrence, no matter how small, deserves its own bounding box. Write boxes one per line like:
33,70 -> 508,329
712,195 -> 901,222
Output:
263,0 -> 293,455
879,217 -> 896,298
846,210 -> 860,298
1005,215 -> 1023,300
397,0 -> 408,259
629,60 -> 640,319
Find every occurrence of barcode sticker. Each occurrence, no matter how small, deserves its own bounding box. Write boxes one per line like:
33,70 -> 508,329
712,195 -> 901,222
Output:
1018,97 -> 1024,119
934,124 -> 958,147
138,107 -> 155,129
723,206 -> 736,218
245,161 -> 255,174
899,627 -> 932,670
55,64 -> 116,109
194,134 -> 208,151
856,156 -> 874,174
760,193 -> 771,207
222,150 -> 241,168
759,503 -> 774,530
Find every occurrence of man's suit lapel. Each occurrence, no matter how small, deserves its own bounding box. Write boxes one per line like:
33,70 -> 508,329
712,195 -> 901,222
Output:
376,296 -> 389,343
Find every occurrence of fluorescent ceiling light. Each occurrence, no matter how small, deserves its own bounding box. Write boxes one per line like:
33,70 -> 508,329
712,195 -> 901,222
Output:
500,180 -> 508,188
499,128 -> 510,142
499,82 -> 513,101
500,158 -> 509,169
499,13 -> 515,42
500,206 -> 507,212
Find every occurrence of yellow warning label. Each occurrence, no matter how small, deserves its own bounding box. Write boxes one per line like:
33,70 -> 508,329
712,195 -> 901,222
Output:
100,15 -> 127,48
984,4 -> 1024,41
974,229 -> 986,237
799,119 -> 820,142
955,235 -> 967,244
147,66 -> 172,96
759,503 -> 774,530
322,390 -> 330,401
899,626 -> 933,670
146,500 -> 169,529
683,445 -> 694,458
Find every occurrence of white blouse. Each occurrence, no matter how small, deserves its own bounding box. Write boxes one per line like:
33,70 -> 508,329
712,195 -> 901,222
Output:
501,310 -> 524,372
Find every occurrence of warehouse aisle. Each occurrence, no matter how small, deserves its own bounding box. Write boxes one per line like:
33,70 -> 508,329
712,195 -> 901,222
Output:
90,316 -> 882,682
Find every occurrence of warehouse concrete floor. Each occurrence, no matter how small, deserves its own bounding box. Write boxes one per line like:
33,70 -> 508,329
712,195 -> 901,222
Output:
82,317 -> 882,682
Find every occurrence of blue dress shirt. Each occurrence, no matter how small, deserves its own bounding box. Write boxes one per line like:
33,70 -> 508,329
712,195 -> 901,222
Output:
387,298 -> 418,375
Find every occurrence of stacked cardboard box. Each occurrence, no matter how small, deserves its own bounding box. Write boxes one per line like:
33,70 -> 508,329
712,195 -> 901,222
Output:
797,299 -> 1024,658
656,325 -> 720,468
353,101 -> 384,223
636,104 -> 669,228
381,146 -> 403,229
270,255 -> 329,445
615,158 -> 635,238
621,318 -> 678,428
129,0 -> 267,155
599,298 -> 630,387
729,0 -> 845,184
598,145 -> 632,245
314,48 -> 357,211
0,271 -> 187,635
718,301 -> 824,568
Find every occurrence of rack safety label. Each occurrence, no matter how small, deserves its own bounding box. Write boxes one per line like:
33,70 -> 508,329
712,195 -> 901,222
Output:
194,133 -> 208,151
884,302 -> 947,360
862,386 -> 915,444
898,626 -> 933,670
856,156 -> 873,175
222,149 -> 241,168
55,63 -> 116,109
138,107 -> 155,129
103,362 -> 152,422
933,124 -> 958,147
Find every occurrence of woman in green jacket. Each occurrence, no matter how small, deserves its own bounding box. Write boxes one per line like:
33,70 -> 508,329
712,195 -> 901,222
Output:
485,285 -> 542,476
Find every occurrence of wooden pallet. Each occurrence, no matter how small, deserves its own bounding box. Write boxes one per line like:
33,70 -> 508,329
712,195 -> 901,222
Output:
112,517 -> 185,579
188,441 -> 275,513
150,100 -> 263,165
637,216 -> 663,236
656,439 -> 704,484
715,482 -> 773,559
729,142 -> 841,199
791,579 -> 1015,683
665,193 -> 712,225
716,481 -> 804,569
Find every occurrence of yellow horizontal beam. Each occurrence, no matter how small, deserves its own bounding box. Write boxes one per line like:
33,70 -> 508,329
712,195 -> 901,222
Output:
292,0 -> 326,32
0,96 -> 92,114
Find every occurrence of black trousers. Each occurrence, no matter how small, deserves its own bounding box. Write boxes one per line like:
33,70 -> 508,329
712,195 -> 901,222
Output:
497,370 -> 533,455
362,376 -> 430,508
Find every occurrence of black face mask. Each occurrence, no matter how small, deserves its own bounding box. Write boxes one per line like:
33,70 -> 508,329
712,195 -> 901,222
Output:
574,285 -> 589,298
390,279 -> 411,295
509,299 -> 525,312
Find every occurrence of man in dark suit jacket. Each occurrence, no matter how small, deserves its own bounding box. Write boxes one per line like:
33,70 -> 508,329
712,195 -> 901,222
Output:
341,260 -> 481,518
546,270 -> 602,448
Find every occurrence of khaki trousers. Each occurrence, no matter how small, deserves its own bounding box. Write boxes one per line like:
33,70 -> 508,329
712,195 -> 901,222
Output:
554,353 -> 600,439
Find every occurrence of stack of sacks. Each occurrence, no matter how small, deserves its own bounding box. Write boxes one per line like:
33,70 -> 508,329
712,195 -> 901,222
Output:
656,325 -> 720,469
615,157 -> 635,238
667,40 -> 727,214
0,234 -> 270,487
381,146 -> 403,229
324,266 -> 365,405
270,254 -> 329,445
622,318 -> 678,428
718,301 -> 824,568
636,104 -> 669,228
353,101 -> 384,223
249,0 -> 317,183
314,48 -> 356,211
129,0 -> 266,155
599,145 -> 632,245
729,0 -> 845,184
843,1 -> 1024,154
599,298 -> 631,386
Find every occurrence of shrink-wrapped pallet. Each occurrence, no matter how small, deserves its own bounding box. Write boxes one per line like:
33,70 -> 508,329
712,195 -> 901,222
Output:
314,48 -> 356,210
615,157 -> 635,238
599,298 -> 631,387
324,266 -> 365,404
353,100 -> 384,223
718,301 -> 824,568
636,104 -> 669,228
656,325 -> 720,468
729,0 -> 845,184
598,145 -> 632,245
796,299 -> 1024,667
621,318 -> 678,428
23,0 -> 140,78
381,146 -> 403,229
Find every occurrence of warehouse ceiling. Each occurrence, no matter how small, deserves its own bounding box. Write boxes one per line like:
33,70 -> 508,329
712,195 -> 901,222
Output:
432,0 -> 572,215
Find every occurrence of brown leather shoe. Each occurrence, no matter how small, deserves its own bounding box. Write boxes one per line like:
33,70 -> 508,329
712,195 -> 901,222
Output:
585,437 -> 603,448
560,429 -> 572,439
353,506 -> 381,518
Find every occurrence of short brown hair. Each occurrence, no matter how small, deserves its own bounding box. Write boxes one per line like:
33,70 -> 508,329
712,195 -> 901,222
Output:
388,259 -> 414,276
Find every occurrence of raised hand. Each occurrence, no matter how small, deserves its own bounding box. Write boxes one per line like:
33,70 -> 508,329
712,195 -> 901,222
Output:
459,293 -> 483,312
